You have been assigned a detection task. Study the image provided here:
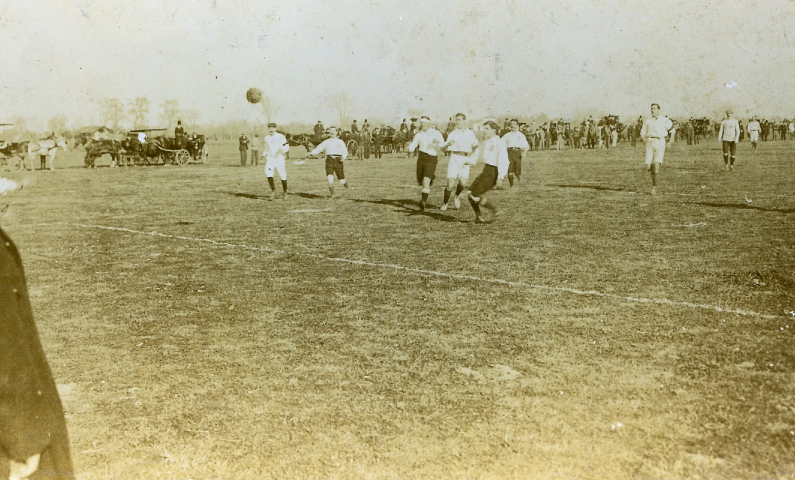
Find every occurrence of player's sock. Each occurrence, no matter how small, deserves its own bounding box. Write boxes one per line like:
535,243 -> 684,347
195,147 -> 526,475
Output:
651,169 -> 657,187
443,188 -> 451,205
730,156 -> 736,166
723,154 -> 729,164
508,174 -> 515,187
421,192 -> 429,203
469,196 -> 481,215
329,185 -> 334,196
281,180 -> 287,193
267,177 -> 275,191
455,183 -> 465,197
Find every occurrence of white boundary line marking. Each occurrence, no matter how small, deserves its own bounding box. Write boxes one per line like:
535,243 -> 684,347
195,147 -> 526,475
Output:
71,223 -> 783,319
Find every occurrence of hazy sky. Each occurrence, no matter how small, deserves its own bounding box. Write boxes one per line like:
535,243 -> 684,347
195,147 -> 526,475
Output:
2,0 -> 794,130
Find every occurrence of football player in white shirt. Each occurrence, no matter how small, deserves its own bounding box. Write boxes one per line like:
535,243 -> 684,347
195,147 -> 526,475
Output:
439,113 -> 478,211
468,121 -> 509,223
407,116 -> 445,211
310,126 -> 350,198
639,103 -> 673,195
746,116 -> 761,153
501,119 -> 530,187
262,123 -> 291,199
718,110 -> 741,171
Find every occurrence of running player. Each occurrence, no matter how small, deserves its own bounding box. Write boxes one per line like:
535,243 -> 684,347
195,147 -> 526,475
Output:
407,116 -> 444,210
310,126 -> 350,198
468,120 -> 510,223
439,113 -> 478,211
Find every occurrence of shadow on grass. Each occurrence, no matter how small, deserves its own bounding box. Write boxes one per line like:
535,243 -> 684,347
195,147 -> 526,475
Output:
220,190 -> 328,201
548,183 -> 633,193
689,202 -> 795,214
219,191 -> 268,200
349,197 -> 470,223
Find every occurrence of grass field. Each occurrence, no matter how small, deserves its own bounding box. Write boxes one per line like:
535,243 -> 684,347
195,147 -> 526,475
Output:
2,138 -> 794,479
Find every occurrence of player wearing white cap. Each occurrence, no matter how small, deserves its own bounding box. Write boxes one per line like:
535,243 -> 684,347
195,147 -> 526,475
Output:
439,113 -> 478,211
407,116 -> 445,211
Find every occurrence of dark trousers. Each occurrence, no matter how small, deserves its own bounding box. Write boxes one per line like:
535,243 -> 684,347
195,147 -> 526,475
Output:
240,150 -> 247,166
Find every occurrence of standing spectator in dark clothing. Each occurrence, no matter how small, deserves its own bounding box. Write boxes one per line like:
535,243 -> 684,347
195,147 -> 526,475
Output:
351,120 -> 359,135
373,128 -> 383,159
1,177 -> 74,480
362,128 -> 372,160
238,133 -> 249,167
174,120 -> 185,139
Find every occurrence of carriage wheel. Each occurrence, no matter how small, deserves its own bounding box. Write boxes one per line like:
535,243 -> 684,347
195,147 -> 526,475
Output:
10,157 -> 24,172
201,150 -> 209,164
175,149 -> 190,166
347,140 -> 357,156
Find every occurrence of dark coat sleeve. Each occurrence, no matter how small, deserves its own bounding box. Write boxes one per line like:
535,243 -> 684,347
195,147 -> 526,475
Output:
0,228 -> 73,478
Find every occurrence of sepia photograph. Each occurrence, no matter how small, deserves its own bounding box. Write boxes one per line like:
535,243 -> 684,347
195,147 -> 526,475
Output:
1,0 -> 794,478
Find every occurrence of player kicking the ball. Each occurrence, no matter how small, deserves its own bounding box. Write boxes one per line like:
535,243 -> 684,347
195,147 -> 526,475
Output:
262,122 -> 290,200
310,126 -> 350,198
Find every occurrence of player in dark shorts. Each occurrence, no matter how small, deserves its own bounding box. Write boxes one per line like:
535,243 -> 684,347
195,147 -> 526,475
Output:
468,121 -> 510,223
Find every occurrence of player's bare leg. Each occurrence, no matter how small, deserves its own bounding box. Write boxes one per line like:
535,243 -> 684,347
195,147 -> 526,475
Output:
327,174 -> 335,198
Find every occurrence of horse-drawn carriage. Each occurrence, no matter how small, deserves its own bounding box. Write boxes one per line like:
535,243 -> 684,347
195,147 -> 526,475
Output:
0,123 -> 25,172
113,129 -> 208,167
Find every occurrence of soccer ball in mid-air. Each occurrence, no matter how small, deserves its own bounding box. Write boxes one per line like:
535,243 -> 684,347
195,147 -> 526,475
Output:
246,87 -> 263,104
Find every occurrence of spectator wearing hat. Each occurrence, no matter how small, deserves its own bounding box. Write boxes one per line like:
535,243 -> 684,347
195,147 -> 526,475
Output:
238,133 -> 249,167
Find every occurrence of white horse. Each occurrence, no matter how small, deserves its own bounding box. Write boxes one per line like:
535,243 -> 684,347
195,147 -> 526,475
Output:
27,136 -> 68,171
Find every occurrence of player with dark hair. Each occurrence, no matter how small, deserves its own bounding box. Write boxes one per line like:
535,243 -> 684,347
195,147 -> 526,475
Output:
719,110 -> 741,170
468,121 -> 509,223
310,126 -> 350,198
639,103 -> 673,195
439,113 -> 478,211
501,119 -> 530,187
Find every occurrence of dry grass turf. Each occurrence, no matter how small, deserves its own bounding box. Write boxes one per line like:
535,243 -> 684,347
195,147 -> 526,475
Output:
1,138 -> 794,479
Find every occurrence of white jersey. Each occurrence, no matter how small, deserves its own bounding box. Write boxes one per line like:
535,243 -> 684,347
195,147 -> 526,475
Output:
719,118 -> 741,142
445,128 -> 478,153
640,116 -> 673,140
502,130 -> 530,150
263,132 -> 290,160
746,121 -> 761,133
408,128 -> 445,156
311,137 -> 348,160
472,135 -> 510,180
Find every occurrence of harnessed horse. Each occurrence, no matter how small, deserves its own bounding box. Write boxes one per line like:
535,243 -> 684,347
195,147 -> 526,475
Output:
27,136 -> 68,170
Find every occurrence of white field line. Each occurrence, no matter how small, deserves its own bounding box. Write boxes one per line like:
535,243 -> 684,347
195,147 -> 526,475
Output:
71,223 -> 783,319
